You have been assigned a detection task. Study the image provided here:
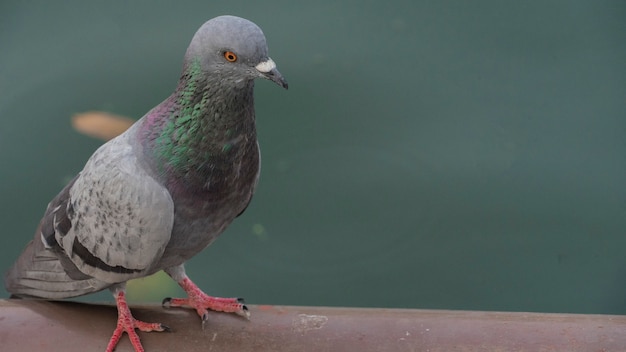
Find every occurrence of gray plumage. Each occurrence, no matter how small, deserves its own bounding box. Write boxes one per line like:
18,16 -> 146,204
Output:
5,15 -> 287,300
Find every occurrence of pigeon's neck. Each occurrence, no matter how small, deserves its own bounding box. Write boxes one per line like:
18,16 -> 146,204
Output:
139,58 -> 256,184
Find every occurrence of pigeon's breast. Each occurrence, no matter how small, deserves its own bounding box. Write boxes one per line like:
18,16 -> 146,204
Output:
157,138 -> 260,268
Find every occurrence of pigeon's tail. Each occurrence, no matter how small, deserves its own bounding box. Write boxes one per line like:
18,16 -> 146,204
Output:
4,228 -> 111,299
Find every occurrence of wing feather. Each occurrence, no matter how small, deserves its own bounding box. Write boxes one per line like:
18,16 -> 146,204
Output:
56,133 -> 174,284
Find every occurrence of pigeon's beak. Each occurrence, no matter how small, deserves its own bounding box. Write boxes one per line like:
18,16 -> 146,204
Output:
255,58 -> 288,90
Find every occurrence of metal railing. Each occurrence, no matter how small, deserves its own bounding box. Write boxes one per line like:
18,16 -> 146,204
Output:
1,299 -> 624,351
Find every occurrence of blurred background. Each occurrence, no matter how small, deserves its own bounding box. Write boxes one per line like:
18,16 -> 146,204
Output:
1,1 -> 625,314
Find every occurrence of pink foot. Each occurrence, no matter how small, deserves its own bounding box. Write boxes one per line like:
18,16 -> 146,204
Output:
106,290 -> 169,352
162,277 -> 249,327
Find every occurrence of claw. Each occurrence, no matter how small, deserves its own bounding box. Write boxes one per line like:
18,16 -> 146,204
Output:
201,311 -> 210,330
238,305 -> 251,320
162,297 -> 172,308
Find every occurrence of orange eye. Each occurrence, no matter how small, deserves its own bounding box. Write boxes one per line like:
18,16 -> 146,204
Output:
223,51 -> 237,62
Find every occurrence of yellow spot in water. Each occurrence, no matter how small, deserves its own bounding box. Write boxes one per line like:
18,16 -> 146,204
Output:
252,223 -> 269,241
126,271 -> 181,303
72,111 -> 135,141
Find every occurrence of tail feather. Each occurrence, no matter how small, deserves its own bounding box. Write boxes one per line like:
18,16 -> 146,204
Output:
4,235 -> 111,299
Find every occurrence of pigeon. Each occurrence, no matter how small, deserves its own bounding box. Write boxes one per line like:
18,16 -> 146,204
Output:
4,15 -> 287,352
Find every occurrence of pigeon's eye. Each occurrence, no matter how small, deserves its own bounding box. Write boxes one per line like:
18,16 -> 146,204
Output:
223,51 -> 237,62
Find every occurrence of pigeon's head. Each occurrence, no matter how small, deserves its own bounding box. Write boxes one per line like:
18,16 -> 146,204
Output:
185,15 -> 288,89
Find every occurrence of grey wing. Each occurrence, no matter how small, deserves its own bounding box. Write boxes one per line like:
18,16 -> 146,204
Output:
5,130 -> 174,298
55,138 -> 175,284
4,176 -> 112,299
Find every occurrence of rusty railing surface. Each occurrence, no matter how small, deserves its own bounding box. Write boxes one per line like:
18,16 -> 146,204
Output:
0,299 -> 624,351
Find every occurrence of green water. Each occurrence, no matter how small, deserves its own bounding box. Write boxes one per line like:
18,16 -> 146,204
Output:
1,1 -> 625,314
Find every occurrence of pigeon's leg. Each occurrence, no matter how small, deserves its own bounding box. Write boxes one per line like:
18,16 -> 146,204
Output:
163,265 -> 249,327
106,285 -> 170,352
